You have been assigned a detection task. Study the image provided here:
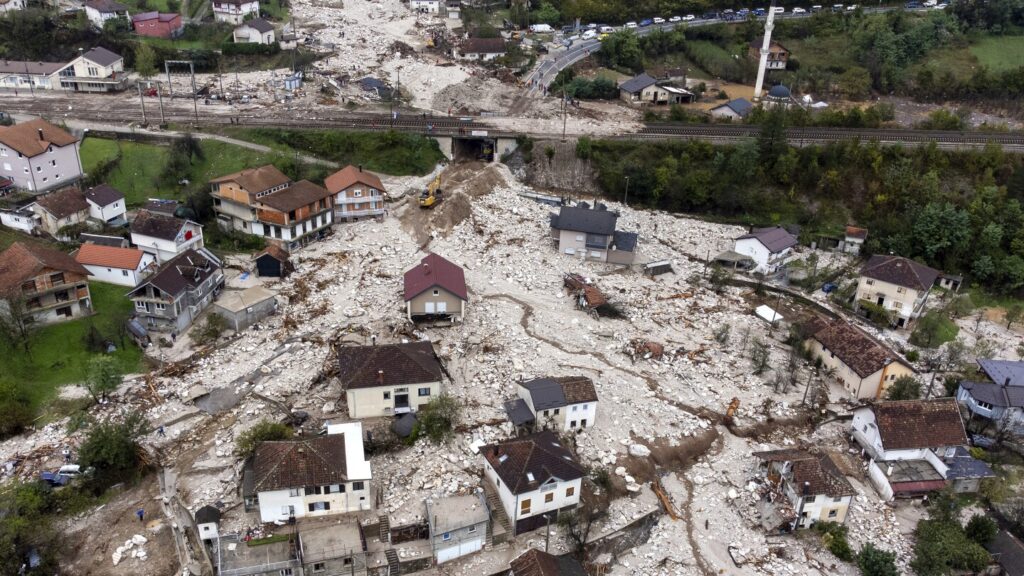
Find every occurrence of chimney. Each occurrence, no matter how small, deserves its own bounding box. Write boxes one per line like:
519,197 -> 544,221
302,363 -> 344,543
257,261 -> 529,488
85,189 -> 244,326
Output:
358,164 -> 363,172
377,370 -> 384,385
297,447 -> 304,454
37,129 -> 43,140
492,445 -> 499,457
423,262 -> 429,274
1005,377 -> 1011,388
802,481 -> 810,495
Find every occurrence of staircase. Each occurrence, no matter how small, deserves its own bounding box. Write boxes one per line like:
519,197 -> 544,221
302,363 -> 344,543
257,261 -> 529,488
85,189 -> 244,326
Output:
385,548 -> 401,575
483,481 -> 513,537
378,514 -> 390,544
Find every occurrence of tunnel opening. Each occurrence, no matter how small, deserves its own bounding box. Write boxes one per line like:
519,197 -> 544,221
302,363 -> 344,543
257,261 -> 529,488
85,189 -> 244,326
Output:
452,137 -> 496,163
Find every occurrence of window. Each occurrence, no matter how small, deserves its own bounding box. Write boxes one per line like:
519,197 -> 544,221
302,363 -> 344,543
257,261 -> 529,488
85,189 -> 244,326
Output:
570,420 -> 577,428
978,400 -> 993,410
50,160 -> 56,167
418,387 -> 431,397
312,563 -> 326,574
155,303 -> 166,311
384,392 -> 391,400
35,165 -> 41,172
803,495 -> 816,503
566,486 -> 575,497
0,148 -> 5,157
56,306 -> 72,317
87,66 -> 99,76
554,409 -> 560,415
329,484 -> 344,493
308,501 -> 331,512
572,405 -> 578,412
288,488 -> 301,497
306,486 -> 323,495
442,532 -> 451,541
352,481 -> 364,491
580,419 -> 587,427
543,410 -> 549,417
865,279 -> 874,285
520,499 -> 531,515
545,493 -> 554,503
279,570 -> 293,576
467,525 -> 477,533
896,286 -> 906,294
122,270 -> 129,277
833,496 -> 843,502
354,189 -> 362,197
281,505 -> 295,515
135,301 -> 148,311
49,272 -> 65,285
432,289 -> 439,296
20,280 -> 35,293
828,510 -> 838,518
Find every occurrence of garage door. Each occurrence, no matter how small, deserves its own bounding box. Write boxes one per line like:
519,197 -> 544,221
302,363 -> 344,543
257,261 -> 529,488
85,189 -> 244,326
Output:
436,537 -> 483,564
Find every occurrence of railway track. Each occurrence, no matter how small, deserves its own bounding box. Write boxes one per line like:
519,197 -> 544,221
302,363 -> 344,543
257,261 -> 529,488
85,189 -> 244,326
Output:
639,123 -> 1024,147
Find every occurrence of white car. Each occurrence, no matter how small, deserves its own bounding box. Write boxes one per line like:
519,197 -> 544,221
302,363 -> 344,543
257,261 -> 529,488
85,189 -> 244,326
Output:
845,4 -> 858,10
792,7 -> 807,13
772,6 -> 785,12
669,15 -> 682,22
923,0 -> 937,5
935,2 -> 948,7
683,14 -> 696,21
653,17 -> 666,24
625,21 -> 638,28
599,25 -> 615,33
581,30 -> 597,40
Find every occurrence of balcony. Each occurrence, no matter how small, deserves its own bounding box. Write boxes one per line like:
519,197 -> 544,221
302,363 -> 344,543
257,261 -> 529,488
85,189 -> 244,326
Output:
336,194 -> 381,205
336,207 -> 385,218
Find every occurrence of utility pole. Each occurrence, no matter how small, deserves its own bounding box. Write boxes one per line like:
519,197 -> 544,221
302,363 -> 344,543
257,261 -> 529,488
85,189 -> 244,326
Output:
190,61 -> 199,124
623,175 -> 630,205
157,84 -> 166,125
137,83 -> 148,125
23,62 -> 34,96
561,88 -> 567,142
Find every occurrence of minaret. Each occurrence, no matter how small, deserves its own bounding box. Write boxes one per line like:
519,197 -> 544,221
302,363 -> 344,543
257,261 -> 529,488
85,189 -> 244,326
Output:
753,2 -> 777,102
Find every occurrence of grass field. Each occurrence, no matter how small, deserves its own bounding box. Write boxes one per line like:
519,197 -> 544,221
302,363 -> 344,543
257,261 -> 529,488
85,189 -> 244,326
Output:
969,35 -> 1024,72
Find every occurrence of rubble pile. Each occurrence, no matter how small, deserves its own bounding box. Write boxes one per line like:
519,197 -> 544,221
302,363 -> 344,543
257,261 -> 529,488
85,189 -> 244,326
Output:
111,534 -> 149,566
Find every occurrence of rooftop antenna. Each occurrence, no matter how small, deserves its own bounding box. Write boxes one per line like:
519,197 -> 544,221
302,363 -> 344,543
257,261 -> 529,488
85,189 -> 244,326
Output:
753,1 -> 777,102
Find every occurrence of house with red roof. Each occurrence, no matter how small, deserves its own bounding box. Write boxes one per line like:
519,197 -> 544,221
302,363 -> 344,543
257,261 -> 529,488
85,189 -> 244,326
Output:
324,164 -> 387,222
131,11 -> 183,38
74,243 -> 155,286
403,253 -> 467,322
0,242 -> 92,324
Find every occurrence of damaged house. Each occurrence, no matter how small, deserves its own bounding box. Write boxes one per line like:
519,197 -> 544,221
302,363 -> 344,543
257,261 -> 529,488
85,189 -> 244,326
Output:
803,317 -> 916,400
337,341 -> 444,419
958,359 -> 1024,436
549,203 -> 638,265
126,249 -> 223,332
752,448 -> 855,531
504,376 -> 598,433
403,252 -> 467,322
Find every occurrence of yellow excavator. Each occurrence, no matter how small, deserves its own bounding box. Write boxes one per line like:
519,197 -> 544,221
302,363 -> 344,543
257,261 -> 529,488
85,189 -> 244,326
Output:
419,174 -> 443,209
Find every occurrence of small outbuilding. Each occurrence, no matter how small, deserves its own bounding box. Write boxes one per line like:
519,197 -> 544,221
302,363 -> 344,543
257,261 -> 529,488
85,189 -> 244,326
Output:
254,244 -> 293,278
194,505 -> 221,541
403,253 -> 468,322
211,286 -> 278,331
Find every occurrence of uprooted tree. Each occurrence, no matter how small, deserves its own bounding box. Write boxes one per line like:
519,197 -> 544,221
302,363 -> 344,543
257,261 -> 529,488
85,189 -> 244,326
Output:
0,294 -> 36,357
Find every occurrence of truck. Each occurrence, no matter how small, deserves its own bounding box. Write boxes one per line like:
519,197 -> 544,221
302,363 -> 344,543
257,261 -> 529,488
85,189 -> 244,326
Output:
529,23 -> 554,33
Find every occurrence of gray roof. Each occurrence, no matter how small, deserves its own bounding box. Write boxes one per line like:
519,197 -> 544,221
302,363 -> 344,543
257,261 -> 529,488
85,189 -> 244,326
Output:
716,98 -> 753,117
84,184 -> 124,207
520,378 -> 567,410
767,84 -> 791,98
619,73 -> 658,94
959,380 -> 1024,408
551,205 -> 618,235
978,359 -> 1024,388
943,446 -> 995,480
737,226 -> 798,253
83,47 -> 123,67
244,17 -> 275,33
504,398 -> 535,426
194,505 -> 221,524
0,60 -> 65,76
988,530 -> 1024,576
426,494 -> 489,535
612,231 -> 638,252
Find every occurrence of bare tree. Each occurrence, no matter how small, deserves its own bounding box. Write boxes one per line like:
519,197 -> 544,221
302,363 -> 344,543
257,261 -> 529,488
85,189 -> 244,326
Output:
750,338 -> 770,375
558,505 -> 602,560
0,295 -> 35,358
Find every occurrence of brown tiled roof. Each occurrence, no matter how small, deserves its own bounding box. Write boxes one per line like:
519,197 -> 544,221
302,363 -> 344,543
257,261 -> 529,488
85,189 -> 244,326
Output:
481,430 -> 584,495
35,187 -> 89,220
845,225 -> 868,240
255,244 -> 290,263
871,398 -> 968,450
252,434 -> 348,492
754,448 -> 854,498
509,549 -> 587,576
336,341 -> 442,390
84,184 -> 124,207
209,164 -> 290,194
554,376 -> 598,404
461,37 -> 507,54
0,118 -> 78,158
75,244 -> 145,270
861,254 -> 939,291
256,180 -> 332,213
403,252 -> 467,301
807,319 -> 911,379
0,242 -> 90,295
324,165 -> 385,194
752,448 -> 814,462
85,0 -> 127,13
130,209 -> 191,241
127,249 -> 219,298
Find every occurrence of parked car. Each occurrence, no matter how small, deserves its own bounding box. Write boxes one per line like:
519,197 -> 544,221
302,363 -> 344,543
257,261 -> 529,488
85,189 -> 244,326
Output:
845,4 -> 858,10
792,6 -> 807,13
598,33 -> 610,41
581,29 -> 597,39
599,25 -> 614,33
772,6 -> 785,12
810,4 -> 824,11
585,23 -> 598,29
904,0 -> 922,6
625,21 -> 638,29
831,4 -> 844,11
639,18 -> 654,26
935,3 -> 948,8
669,15 -> 682,22
753,8 -> 766,16
653,16 -> 665,24
683,14 -> 696,20
923,0 -> 937,6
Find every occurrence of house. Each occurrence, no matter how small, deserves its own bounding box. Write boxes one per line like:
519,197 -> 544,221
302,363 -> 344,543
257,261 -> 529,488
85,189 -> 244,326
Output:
59,47 -> 128,92
254,244 -> 293,278
126,248 -> 223,332
618,73 -> 694,105
0,118 -> 83,193
131,12 -> 183,38
212,0 -> 259,24
244,421 -> 371,523
251,180 -> 334,250
709,98 -> 754,120
0,242 -> 92,324
850,399 -> 988,500
209,164 -> 291,233
842,225 -> 867,255
129,210 -> 204,264
403,252 -> 468,322
336,341 -> 444,419
957,359 -> 1024,436
74,244 -> 155,287
142,198 -> 181,217
0,204 -> 39,233
748,37 -> 789,70
298,518 -> 369,576
31,187 -> 90,237
507,548 -> 587,576
855,254 -> 940,328
83,184 -> 126,226
324,164 -> 387,222
803,317 -> 916,400
549,203 -> 639,265
0,60 -> 65,91
211,286 -> 278,331
987,530 -> 1024,576
426,493 -> 489,564
505,376 -> 598,432
937,272 -> 962,292
733,226 -> 798,274
752,448 -> 855,531
446,1 -> 461,19
233,18 -> 275,44
482,430 -> 584,535
455,38 -> 507,61
81,233 -> 129,248
0,0 -> 26,13
410,0 -> 442,13
84,0 -> 129,29
193,505 -> 221,541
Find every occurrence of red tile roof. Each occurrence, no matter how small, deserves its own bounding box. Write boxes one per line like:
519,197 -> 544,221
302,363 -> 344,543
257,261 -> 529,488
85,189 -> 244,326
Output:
74,244 -> 145,270
806,318 -> 911,379
871,398 -> 968,451
324,165 -> 385,194
252,434 -> 349,492
403,253 -> 467,302
861,254 -> 939,292
0,118 -> 78,158
0,242 -> 90,295
336,341 -> 443,390
481,430 -> 584,495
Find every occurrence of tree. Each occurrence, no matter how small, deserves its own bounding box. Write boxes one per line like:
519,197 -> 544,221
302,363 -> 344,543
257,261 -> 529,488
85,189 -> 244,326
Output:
0,380 -> 33,440
964,514 -> 997,546
235,420 -> 293,459
78,411 -> 150,490
708,263 -> 731,294
886,375 -> 922,400
558,506 -> 602,559
857,543 -> 899,576
946,294 -> 974,319
134,42 -> 158,78
0,294 -> 36,357
416,395 -> 461,443
757,108 -> 788,167
544,145 -> 555,166
534,1 -> 560,24
750,339 -> 770,375
84,355 -> 122,403
911,311 -> 951,348
1005,303 -> 1023,329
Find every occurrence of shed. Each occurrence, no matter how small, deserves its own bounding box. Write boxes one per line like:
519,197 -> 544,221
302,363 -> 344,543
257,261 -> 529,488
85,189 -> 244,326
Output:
643,260 -> 673,276
254,245 -> 293,278
194,505 -> 221,540
211,286 -> 278,331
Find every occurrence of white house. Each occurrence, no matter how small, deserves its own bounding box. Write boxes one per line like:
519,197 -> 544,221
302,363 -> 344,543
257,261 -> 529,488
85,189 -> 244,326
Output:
129,209 -> 204,264
410,0 -> 441,12
59,47 -> 128,92
245,421 -> 372,523
455,38 -> 507,61
482,431 -> 584,535
232,18 -> 276,44
0,0 -> 25,13
753,449 -> 854,531
213,0 -> 259,24
84,0 -> 129,29
505,376 -> 598,432
0,205 -> 39,233
0,60 -> 64,91
709,98 -> 754,120
855,254 -> 939,329
843,225 -> 867,255
425,493 -> 489,564
338,341 -> 444,419
957,359 -> 1024,436
733,226 -> 798,275
0,118 -> 83,193
74,244 -> 155,287
84,184 -> 127,226
803,317 -> 916,400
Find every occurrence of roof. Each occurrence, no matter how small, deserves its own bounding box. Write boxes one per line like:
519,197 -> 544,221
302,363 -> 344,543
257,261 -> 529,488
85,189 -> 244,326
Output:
943,446 -> 995,480
753,449 -> 854,498
142,198 -> 179,216
359,77 -> 389,92
256,180 -> 332,213
324,165 -> 385,194
612,231 -> 638,252
403,252 -> 468,302
736,226 -> 798,253
977,359 -> 1024,388
959,380 -> 1024,408
255,244 -> 290,263
0,242 -> 90,295
461,37 -> 507,54
509,549 -> 588,576
194,505 -> 221,525
520,376 -> 597,410
767,84 -> 792,99
336,341 -> 442,390
806,319 -> 910,379
504,398 -> 536,426
85,0 -> 127,12
845,225 -> 868,240
83,184 -> 124,207
480,430 -> 584,495
74,244 -> 145,270
132,11 -> 180,22
242,17 -> 275,33
0,118 -> 78,158
82,47 -> 123,67
130,209 -> 190,241
210,164 -> 290,194
35,187 -> 89,220
988,530 -> 1024,576
81,233 -> 128,247
712,98 -> 753,117
214,286 -> 277,313
427,494 -> 489,534
252,434 -> 348,492
748,37 -> 787,51
0,60 -> 65,76
127,249 -> 219,298
619,73 -> 658,93
299,519 -> 363,563
870,399 -> 968,450
550,205 -> 618,235
860,254 -> 940,291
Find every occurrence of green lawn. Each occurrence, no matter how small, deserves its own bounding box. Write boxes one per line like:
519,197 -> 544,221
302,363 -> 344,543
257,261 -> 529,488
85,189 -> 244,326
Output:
969,35 -> 1024,72
140,36 -> 216,50
120,0 -> 174,12
260,0 -> 290,21
6,282 -> 143,413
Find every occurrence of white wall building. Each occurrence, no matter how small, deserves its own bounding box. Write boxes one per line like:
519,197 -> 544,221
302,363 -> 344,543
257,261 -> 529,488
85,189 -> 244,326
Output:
507,376 -> 598,432
733,226 -> 798,275
213,0 -> 259,24
0,118 -> 83,193
855,254 -> 939,329
130,210 -> 204,264
74,244 -> 155,287
410,0 -> 441,12
0,206 -> 38,233
84,0 -> 129,29
84,184 -> 127,226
